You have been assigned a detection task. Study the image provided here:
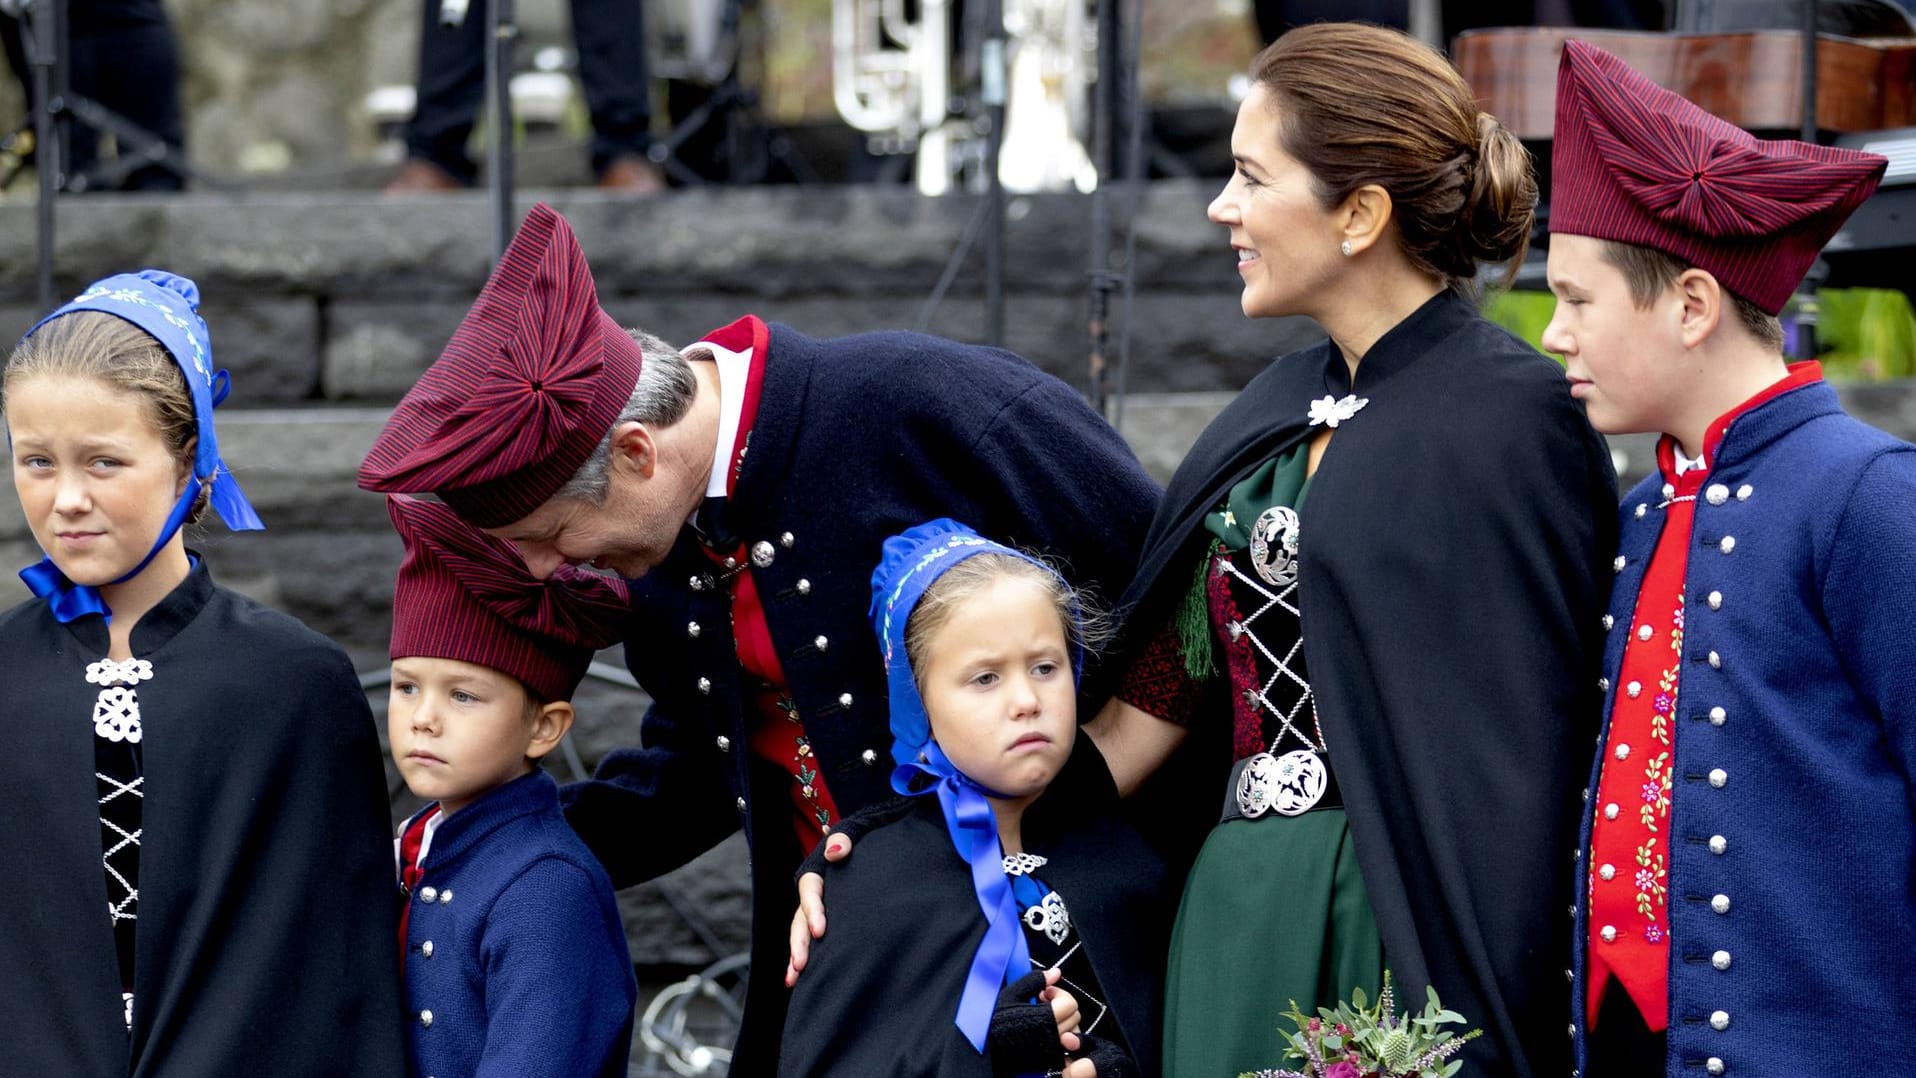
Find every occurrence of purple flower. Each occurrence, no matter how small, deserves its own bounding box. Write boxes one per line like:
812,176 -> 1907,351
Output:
1635,868 -> 1657,891
1325,1063 -> 1361,1078
1652,693 -> 1673,715
1641,782 -> 1662,804
1644,923 -> 1665,943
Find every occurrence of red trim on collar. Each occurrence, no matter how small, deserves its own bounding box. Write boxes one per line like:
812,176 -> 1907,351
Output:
1655,361 -> 1822,489
697,316 -> 771,498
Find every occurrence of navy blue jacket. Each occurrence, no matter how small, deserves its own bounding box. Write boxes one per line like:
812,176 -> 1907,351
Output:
400,770 -> 635,1078
1572,380 -> 1916,1075
562,322 -> 1161,1073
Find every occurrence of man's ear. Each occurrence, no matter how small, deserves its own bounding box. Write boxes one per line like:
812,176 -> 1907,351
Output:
1336,183 -> 1396,258
1674,268 -> 1724,349
525,700 -> 577,761
609,421 -> 656,479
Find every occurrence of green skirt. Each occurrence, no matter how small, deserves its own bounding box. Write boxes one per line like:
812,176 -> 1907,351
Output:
1161,809 -> 1384,1078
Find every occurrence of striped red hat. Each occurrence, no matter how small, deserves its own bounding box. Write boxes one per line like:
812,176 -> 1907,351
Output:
387,495 -> 630,702
1550,39 -> 1886,315
358,203 -> 643,527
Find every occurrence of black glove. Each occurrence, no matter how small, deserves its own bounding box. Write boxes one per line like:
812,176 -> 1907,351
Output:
987,970 -> 1066,1076
1068,1032 -> 1140,1078
794,795 -> 917,881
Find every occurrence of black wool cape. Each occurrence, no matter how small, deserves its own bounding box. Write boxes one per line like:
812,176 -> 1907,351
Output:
0,561 -> 408,1077
1100,292 -> 1617,1078
777,740 -> 1171,1078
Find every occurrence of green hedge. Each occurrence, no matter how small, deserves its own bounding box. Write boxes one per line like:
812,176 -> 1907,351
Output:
1484,288 -> 1916,381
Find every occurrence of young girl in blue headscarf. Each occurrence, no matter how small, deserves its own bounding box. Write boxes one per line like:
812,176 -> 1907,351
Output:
777,519 -> 1169,1078
0,271 -> 406,1075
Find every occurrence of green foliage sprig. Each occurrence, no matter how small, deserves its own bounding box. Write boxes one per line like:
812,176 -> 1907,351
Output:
1238,971 -> 1483,1078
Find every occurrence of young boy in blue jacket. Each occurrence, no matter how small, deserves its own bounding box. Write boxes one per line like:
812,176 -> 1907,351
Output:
1541,40 -> 1911,1078
384,493 -> 638,1078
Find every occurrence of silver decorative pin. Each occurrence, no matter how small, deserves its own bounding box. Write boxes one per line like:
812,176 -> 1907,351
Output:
1307,394 -> 1369,428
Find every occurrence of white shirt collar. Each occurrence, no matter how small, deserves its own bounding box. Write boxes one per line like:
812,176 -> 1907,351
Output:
1673,446 -> 1708,476
694,340 -> 753,500
392,806 -> 445,880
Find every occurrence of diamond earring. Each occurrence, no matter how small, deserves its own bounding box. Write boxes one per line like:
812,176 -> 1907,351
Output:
1339,240 -> 1354,257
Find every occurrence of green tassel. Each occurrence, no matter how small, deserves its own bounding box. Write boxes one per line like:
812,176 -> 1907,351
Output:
1174,546 -> 1216,682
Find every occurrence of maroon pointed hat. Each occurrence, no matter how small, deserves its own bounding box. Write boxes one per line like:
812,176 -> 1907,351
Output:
1549,39 -> 1886,315
359,203 -> 643,527
387,495 -> 631,702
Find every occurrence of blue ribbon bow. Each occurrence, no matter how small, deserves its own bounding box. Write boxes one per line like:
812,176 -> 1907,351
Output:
15,270 -> 263,622
868,518 -> 1083,1052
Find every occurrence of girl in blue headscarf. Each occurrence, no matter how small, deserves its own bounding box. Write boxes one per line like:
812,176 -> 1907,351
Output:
776,519 -> 1170,1078
0,272 -> 407,1076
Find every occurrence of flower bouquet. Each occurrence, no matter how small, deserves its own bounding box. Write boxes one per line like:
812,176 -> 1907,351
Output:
1238,971 -> 1482,1078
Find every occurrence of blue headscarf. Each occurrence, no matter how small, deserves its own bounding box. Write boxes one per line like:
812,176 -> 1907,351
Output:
868,518 -> 1082,1053
14,270 -> 263,622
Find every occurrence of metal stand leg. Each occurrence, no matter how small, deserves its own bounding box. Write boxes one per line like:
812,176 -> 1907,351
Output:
485,0 -> 516,264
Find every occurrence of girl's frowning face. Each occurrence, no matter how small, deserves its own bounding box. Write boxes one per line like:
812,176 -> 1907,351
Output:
918,575 -> 1077,809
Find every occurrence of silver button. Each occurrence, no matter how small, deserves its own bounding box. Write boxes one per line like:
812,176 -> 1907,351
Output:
1614,742 -> 1632,760
1634,503 -> 1648,519
1598,677 -> 1611,692
418,886 -> 437,903
1582,787 -> 1591,802
839,692 -> 853,708
716,735 -> 731,752
1602,614 -> 1615,630
1626,680 -> 1642,698
1599,863 -> 1616,881
1637,625 -> 1653,641
1709,768 -> 1728,789
1711,893 -> 1731,914
1707,591 -> 1722,611
1613,555 -> 1627,572
1707,1058 -> 1725,1076
697,677 -> 712,695
1709,706 -> 1727,726
1705,483 -> 1729,505
1661,482 -> 1676,499
796,578 -> 812,595
814,635 -> 829,652
752,540 -> 776,568
1600,924 -> 1617,942
1568,1023 -> 1577,1038
780,531 -> 795,548
735,796 -> 747,814
1604,803 -> 1619,820
419,1009 -> 434,1028
1736,484 -> 1753,500
1565,968 -> 1575,983
723,556 -> 738,570
1709,834 -> 1727,855
1719,535 -> 1736,554
689,575 -> 707,592
438,889 -> 452,904
1708,650 -> 1722,669
1709,1010 -> 1730,1031
1711,950 -> 1731,970
687,621 -> 701,638
860,749 -> 879,765
421,940 -> 434,957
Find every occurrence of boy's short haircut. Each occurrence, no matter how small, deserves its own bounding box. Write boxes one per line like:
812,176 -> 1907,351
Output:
1597,239 -> 1783,353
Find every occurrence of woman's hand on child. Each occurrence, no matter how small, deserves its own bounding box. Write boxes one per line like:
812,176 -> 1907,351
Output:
785,833 -> 852,986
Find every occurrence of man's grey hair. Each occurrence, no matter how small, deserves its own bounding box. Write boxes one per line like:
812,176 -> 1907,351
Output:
555,328 -> 698,504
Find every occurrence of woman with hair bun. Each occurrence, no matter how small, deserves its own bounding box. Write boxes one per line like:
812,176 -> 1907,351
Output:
1080,22 -> 1617,1078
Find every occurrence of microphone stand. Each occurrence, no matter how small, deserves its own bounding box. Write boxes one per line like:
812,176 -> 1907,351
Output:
485,0 -> 517,263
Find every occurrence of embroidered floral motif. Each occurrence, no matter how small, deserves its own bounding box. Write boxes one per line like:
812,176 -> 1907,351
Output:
1003,852 -> 1049,876
775,695 -> 833,830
